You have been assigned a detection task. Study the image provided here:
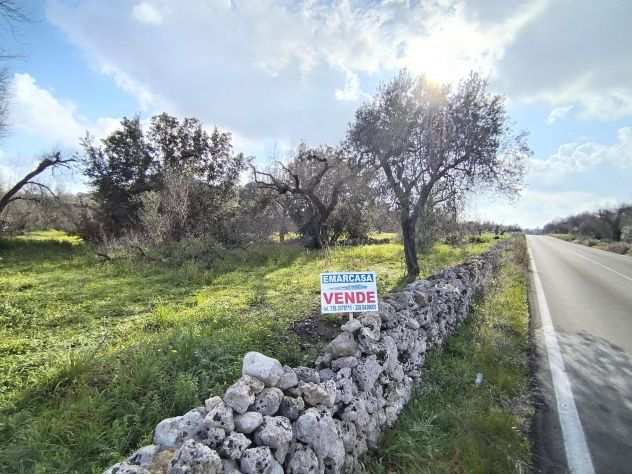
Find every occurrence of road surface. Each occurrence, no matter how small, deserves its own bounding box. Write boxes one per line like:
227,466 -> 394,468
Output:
527,235 -> 632,473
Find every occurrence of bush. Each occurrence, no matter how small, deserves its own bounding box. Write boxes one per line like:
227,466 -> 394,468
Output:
607,242 -> 631,255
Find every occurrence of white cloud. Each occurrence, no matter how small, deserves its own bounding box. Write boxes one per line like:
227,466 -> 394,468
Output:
10,73 -> 85,147
546,105 -> 573,125
0,73 -> 120,191
529,127 -> 632,183
9,73 -> 119,147
46,0 -> 549,148
132,2 -> 164,25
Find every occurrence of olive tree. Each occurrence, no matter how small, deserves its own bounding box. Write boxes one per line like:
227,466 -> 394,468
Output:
348,71 -> 529,280
253,145 -> 351,249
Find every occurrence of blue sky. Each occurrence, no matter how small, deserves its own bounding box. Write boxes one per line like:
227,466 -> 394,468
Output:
1,0 -> 631,228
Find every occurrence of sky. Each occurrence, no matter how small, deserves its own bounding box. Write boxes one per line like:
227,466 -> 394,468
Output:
1,0 -> 631,229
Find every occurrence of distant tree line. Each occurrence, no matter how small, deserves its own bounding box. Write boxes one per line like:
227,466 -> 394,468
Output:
1,70 -> 529,280
543,204 -> 632,242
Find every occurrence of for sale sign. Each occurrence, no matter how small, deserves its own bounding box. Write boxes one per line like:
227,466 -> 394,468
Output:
320,271 -> 379,314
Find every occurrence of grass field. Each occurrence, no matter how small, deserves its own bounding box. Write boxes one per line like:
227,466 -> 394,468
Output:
0,230 -> 500,473
368,238 -> 532,474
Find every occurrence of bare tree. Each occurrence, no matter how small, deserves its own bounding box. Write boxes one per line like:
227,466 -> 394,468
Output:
0,152 -> 75,218
348,71 -> 529,280
253,145 -> 350,249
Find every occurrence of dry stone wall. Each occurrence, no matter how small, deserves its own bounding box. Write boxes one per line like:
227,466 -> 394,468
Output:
105,243 -> 505,474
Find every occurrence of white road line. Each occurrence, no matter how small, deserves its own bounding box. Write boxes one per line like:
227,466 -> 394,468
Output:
564,247 -> 632,283
528,239 -> 596,474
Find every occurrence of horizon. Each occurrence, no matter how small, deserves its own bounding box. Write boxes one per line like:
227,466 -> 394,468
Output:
1,0 -> 631,228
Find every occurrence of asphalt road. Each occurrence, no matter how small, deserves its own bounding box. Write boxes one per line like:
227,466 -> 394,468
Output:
527,235 -> 632,474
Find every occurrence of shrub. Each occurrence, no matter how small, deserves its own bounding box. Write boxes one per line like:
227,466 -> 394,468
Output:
607,242 -> 631,255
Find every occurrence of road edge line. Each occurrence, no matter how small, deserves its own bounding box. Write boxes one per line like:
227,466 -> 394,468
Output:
527,238 -> 596,474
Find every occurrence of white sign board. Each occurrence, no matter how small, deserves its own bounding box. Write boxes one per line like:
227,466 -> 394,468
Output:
320,271 -> 379,314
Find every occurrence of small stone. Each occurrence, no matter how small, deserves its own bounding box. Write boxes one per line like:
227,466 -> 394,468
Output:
341,319 -> 362,333
319,368 -> 335,382
286,443 -> 319,474
234,411 -> 264,434
295,408 -> 345,472
148,449 -> 176,474
254,416 -> 293,463
205,402 -> 234,432
104,463 -> 150,474
352,355 -> 382,391
278,395 -> 305,420
294,366 -> 320,384
126,444 -> 160,467
277,366 -> 299,390
224,376 -> 263,415
301,380 -> 336,407
242,352 -> 284,387
204,396 -> 223,412
335,367 -> 356,405
326,332 -> 358,358
202,427 -> 226,449
222,459 -> 241,474
331,356 -> 358,371
168,439 -> 221,474
240,446 -> 275,474
220,432 -> 252,460
154,416 -> 182,448
252,387 -> 283,416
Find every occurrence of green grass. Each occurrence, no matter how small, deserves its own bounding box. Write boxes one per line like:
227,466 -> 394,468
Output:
0,230 -> 499,474
368,237 -> 532,474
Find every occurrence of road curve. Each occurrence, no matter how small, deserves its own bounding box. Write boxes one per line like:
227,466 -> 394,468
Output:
527,235 -> 632,474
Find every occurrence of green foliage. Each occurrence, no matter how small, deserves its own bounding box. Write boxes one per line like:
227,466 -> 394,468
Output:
0,230 -> 497,473
368,238 -> 532,474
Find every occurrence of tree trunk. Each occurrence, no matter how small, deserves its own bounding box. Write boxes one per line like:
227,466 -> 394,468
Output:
302,218 -> 324,249
401,213 -> 419,281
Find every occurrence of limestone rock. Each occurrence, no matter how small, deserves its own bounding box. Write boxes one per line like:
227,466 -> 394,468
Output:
352,355 -> 382,392
335,368 -> 356,405
295,408 -> 345,473
252,387 -> 283,416
154,416 -> 189,449
277,365 -> 299,390
319,368 -> 336,382
254,415 -> 293,463
335,420 -> 357,453
202,427 -> 226,449
126,444 -> 160,467
331,356 -> 358,371
104,463 -> 149,474
240,446 -> 275,474
220,431 -> 252,460
278,395 -> 304,420
242,352 -> 284,387
340,319 -> 362,333
234,411 -> 264,434
204,396 -> 223,413
285,443 -> 319,474
168,439 -> 221,474
148,449 -> 176,474
222,459 -> 241,474
301,380 -> 336,407
224,375 -> 264,414
294,366 -> 320,384
205,402 -> 234,432
326,332 -> 358,358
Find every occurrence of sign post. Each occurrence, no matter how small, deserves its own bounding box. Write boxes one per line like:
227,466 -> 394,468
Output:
320,271 -> 379,318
